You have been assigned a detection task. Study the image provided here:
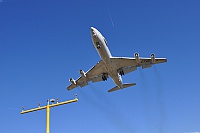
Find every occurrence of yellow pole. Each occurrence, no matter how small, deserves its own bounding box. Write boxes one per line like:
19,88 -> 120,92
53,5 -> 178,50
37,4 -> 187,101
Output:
21,96 -> 78,133
46,105 -> 50,133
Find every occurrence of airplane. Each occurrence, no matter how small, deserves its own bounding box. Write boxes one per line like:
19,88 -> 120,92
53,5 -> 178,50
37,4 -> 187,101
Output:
67,27 -> 167,92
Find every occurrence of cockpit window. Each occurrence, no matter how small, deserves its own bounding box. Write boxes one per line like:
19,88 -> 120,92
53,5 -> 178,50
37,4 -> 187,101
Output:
104,38 -> 108,46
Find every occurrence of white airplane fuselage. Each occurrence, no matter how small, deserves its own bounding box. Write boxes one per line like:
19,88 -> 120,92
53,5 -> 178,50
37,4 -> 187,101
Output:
67,27 -> 167,92
90,27 -> 123,88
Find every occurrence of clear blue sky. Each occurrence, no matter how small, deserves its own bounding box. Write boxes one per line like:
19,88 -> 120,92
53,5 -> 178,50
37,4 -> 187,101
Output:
0,0 -> 200,133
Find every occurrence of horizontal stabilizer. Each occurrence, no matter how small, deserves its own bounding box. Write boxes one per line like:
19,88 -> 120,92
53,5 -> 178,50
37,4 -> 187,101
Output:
108,86 -> 120,92
108,83 -> 136,92
122,83 -> 136,88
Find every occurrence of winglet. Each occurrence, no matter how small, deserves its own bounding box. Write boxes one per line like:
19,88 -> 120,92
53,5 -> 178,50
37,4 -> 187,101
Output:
108,83 -> 136,92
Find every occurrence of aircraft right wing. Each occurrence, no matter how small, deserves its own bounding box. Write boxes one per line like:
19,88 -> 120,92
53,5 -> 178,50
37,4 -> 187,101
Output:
67,60 -> 108,91
110,53 -> 167,75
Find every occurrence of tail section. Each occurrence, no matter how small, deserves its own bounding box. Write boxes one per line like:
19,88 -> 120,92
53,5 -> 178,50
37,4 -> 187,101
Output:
108,83 -> 136,92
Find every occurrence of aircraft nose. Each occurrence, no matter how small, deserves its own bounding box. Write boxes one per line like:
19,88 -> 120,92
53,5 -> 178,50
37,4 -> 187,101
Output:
91,27 -> 95,31
90,27 -> 96,37
90,27 -> 95,33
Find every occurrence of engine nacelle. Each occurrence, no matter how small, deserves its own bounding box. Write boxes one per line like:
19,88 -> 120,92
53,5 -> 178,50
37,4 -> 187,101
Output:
79,70 -> 86,78
134,52 -> 140,63
151,53 -> 155,63
69,78 -> 76,85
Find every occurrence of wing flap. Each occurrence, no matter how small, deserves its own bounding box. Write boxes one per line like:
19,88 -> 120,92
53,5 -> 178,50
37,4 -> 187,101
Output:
91,76 -> 103,83
120,66 -> 137,75
142,64 -> 152,69
79,81 -> 88,87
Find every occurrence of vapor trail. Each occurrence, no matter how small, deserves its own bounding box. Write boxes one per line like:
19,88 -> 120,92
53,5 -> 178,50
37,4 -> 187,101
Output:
153,66 -> 166,133
106,3 -> 115,27
83,85 -> 136,132
138,69 -> 151,130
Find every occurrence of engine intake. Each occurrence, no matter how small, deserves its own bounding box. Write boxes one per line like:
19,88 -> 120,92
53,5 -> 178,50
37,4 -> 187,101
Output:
69,78 -> 76,85
79,70 -> 86,78
134,52 -> 140,63
151,53 -> 155,63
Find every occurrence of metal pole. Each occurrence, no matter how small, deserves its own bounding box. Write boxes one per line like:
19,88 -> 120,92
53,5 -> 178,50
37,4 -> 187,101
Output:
46,105 -> 50,133
21,95 -> 78,133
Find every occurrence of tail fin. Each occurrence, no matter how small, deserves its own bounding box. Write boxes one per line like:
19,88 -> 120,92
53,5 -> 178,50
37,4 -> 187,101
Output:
108,83 -> 136,92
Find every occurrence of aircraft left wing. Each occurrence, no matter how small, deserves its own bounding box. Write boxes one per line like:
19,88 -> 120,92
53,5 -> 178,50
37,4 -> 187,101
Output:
67,60 -> 108,91
110,53 -> 167,75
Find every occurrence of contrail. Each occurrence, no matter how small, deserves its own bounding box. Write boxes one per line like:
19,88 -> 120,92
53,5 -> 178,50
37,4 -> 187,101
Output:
153,66 -> 166,133
138,68 -> 151,130
106,2 -> 115,27
82,85 -> 136,132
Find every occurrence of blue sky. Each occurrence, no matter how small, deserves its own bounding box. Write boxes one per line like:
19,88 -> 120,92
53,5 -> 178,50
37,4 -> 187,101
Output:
0,0 -> 200,133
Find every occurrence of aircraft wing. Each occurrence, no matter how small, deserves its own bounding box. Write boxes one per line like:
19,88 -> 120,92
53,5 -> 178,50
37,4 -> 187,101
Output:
67,60 -> 108,91
110,56 -> 167,75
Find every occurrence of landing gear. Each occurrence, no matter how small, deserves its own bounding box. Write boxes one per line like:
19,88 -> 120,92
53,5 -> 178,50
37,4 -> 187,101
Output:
96,42 -> 101,49
97,45 -> 101,49
102,75 -> 107,81
119,70 -> 124,76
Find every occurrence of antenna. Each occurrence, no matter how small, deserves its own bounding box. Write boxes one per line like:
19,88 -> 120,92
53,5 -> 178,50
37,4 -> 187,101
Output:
38,103 -> 41,108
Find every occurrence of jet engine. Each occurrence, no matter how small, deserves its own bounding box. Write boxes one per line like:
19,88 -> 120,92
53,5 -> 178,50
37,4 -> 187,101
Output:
134,52 -> 140,63
151,53 -> 155,63
69,78 -> 76,85
79,70 -> 86,78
